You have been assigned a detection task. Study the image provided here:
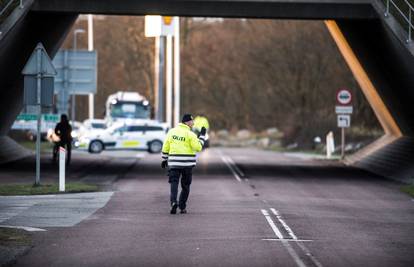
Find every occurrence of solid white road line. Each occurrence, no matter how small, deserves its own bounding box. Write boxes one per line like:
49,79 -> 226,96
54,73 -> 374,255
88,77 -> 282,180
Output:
270,208 -> 298,240
270,208 -> 323,267
0,225 -> 46,232
261,209 -> 307,267
221,155 -> 242,182
225,155 -> 245,177
261,209 -> 284,239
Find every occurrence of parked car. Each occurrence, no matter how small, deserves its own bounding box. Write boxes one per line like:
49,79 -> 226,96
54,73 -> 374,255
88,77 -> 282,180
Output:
75,120 -> 167,154
82,119 -> 107,131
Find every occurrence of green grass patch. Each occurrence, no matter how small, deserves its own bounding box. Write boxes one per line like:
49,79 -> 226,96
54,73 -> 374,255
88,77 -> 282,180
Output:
18,141 -> 54,153
0,182 -> 99,196
0,228 -> 31,246
401,185 -> 414,197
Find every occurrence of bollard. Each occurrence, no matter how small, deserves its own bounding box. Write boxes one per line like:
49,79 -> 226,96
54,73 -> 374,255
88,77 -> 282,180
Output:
59,146 -> 66,192
326,131 -> 335,159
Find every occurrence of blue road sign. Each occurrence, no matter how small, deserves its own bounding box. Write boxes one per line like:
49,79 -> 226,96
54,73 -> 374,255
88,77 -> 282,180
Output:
53,50 -> 97,95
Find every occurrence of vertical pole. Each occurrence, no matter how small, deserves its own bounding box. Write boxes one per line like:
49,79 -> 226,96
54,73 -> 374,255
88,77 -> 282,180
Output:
174,17 -> 180,127
35,47 -> 41,185
19,0 -> 23,8
71,96 -> 76,123
154,37 -> 160,121
166,36 -> 173,128
88,14 -> 95,119
341,127 -> 345,160
63,50 -> 69,115
158,36 -> 166,122
72,33 -> 77,124
59,147 -> 66,192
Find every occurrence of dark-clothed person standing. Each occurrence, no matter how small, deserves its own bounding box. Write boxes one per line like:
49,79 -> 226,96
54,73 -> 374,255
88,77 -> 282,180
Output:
54,114 -> 73,165
161,114 -> 206,214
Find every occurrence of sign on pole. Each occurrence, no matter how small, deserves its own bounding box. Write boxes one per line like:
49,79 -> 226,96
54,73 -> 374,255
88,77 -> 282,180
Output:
335,106 -> 353,114
22,43 -> 57,186
335,89 -> 353,160
145,16 -> 177,37
22,44 -> 57,76
337,115 -> 351,128
23,43 -> 57,107
52,50 -> 97,116
145,16 -> 179,123
336,89 -> 352,105
53,50 -> 97,95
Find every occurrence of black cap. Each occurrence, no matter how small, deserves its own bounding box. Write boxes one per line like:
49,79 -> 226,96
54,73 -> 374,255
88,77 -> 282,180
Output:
181,114 -> 193,123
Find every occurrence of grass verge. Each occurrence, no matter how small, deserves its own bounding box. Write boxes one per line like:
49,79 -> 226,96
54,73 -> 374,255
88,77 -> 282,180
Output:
0,228 -> 31,247
18,141 -> 54,153
0,182 -> 99,196
0,228 -> 32,266
401,185 -> 414,197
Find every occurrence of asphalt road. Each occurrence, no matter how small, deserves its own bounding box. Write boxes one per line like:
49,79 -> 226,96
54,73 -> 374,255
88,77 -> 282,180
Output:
5,148 -> 414,267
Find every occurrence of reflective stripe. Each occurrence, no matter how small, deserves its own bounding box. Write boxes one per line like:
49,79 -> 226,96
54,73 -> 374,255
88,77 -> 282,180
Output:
168,154 -> 197,167
169,156 -> 196,161
168,159 -> 196,163
168,154 -> 195,157
168,162 -> 196,167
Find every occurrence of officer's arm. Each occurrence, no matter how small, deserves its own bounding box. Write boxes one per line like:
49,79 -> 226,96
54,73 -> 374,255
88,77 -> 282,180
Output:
161,132 -> 171,160
190,132 -> 203,152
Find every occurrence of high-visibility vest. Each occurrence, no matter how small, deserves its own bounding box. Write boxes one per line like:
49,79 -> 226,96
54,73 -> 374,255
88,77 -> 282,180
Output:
193,116 -> 210,131
162,123 -> 203,168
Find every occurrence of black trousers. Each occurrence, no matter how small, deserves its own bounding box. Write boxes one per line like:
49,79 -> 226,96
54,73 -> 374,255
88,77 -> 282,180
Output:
53,141 -> 72,164
168,168 -> 193,210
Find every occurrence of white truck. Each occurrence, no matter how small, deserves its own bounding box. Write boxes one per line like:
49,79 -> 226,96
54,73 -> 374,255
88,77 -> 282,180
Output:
105,91 -> 151,125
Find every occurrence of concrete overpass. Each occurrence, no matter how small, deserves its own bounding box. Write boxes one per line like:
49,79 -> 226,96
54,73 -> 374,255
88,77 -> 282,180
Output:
32,0 -> 376,19
0,0 -> 413,181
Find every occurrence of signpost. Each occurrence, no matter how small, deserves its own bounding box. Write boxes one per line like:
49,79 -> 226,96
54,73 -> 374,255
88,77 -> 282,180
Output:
335,89 -> 353,159
53,50 -> 97,116
12,114 -> 59,133
22,43 -> 57,186
145,16 -> 180,125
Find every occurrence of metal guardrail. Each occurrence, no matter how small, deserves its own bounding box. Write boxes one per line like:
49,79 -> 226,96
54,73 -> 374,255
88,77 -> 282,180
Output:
0,0 -> 23,35
384,0 -> 414,42
0,0 -> 22,17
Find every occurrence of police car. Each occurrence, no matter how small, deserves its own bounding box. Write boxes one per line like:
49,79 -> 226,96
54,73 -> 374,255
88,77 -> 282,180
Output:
76,120 -> 167,154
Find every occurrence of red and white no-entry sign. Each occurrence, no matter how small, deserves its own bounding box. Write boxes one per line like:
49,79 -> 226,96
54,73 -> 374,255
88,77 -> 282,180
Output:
336,89 -> 352,105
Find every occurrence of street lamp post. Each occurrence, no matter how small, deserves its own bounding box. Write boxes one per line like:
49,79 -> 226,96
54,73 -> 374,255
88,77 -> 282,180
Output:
71,29 -> 85,124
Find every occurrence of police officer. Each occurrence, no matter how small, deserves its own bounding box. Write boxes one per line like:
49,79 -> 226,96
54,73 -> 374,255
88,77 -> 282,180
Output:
161,114 -> 206,214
